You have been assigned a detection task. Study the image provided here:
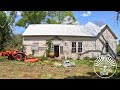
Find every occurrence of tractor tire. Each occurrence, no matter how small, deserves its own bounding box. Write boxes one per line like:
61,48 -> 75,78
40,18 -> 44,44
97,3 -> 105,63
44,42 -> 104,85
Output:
15,54 -> 23,61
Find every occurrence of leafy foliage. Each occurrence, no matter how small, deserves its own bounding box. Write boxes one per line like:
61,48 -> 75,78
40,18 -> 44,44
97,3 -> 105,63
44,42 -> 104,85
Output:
15,11 -> 76,28
0,11 -> 12,51
15,11 -> 46,28
9,11 -> 17,27
116,11 -> 120,23
46,39 -> 52,57
46,18 -> 60,24
32,49 -> 35,56
117,40 -> 120,55
11,34 -> 22,49
45,11 -> 76,24
3,34 -> 23,50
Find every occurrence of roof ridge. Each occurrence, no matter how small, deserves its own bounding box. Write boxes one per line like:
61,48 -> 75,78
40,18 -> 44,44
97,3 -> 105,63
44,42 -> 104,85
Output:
29,24 -> 82,26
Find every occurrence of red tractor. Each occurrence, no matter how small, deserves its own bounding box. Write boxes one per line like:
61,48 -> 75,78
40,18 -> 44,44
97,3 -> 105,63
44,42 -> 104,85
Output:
3,50 -> 39,62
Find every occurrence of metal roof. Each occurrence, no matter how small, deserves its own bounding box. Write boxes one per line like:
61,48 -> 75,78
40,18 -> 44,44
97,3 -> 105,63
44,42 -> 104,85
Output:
22,22 -> 112,37
85,22 -> 102,36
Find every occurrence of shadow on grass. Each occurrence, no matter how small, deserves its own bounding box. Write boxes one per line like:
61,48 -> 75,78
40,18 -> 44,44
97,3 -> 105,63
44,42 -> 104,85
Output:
64,72 -> 100,79
64,72 -> 120,79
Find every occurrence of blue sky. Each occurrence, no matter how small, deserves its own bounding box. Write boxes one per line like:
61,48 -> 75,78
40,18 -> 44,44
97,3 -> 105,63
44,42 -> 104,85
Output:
13,11 -> 120,43
73,11 -> 120,43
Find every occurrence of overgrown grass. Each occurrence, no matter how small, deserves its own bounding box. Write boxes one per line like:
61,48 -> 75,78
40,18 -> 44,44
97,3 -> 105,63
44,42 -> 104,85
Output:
38,74 -> 53,79
0,56 -> 119,79
72,59 -> 94,66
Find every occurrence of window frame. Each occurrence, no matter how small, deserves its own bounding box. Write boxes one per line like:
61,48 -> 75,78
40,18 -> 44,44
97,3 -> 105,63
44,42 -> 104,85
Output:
60,46 -> 63,54
72,42 -> 76,53
105,42 -> 109,52
78,42 -> 82,52
31,45 -> 39,51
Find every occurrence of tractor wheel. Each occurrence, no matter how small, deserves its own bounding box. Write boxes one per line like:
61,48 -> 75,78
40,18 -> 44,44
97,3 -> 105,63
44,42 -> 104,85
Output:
15,54 -> 23,61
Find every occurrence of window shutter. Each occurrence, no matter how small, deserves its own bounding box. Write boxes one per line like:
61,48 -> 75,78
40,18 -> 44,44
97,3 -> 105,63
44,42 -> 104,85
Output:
60,46 -> 63,54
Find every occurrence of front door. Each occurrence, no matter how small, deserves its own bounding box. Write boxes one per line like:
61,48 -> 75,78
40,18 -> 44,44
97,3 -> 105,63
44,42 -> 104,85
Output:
54,45 -> 59,57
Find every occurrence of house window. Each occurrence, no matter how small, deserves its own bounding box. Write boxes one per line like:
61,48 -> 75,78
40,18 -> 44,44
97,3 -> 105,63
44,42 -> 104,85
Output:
72,42 -> 76,53
32,42 -> 39,51
31,45 -> 39,55
78,42 -> 82,52
60,46 -> 63,54
105,42 -> 109,52
31,45 -> 38,51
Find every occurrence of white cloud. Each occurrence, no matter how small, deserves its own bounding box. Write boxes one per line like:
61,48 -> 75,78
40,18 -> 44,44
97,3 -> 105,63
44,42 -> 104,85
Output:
17,11 -> 21,16
82,11 -> 92,17
87,11 -> 91,15
83,13 -> 89,17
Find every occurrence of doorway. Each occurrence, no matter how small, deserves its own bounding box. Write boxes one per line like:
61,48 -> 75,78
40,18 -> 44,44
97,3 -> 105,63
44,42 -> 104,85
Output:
54,45 -> 59,57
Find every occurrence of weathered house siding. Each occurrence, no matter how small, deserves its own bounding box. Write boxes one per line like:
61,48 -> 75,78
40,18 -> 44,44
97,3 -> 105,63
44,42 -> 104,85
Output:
22,24 -> 117,59
95,28 -> 117,58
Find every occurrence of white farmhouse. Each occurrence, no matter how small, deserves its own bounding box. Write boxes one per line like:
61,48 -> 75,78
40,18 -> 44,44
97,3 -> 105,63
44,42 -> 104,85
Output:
22,22 -> 117,59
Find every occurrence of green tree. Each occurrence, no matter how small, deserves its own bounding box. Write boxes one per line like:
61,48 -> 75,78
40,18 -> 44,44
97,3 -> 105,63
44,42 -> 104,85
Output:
15,11 -> 46,28
117,40 -> 120,55
46,18 -> 59,24
45,11 -> 76,24
10,34 -> 23,49
9,11 -> 17,27
4,34 -> 23,50
116,11 -> 120,24
0,11 -> 13,51
15,11 -> 76,28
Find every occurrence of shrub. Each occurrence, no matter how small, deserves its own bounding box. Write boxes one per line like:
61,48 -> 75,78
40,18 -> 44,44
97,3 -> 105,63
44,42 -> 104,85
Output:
32,50 -> 35,56
77,58 -> 80,60
117,41 -> 120,55
41,55 -> 48,60
46,40 -> 52,57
